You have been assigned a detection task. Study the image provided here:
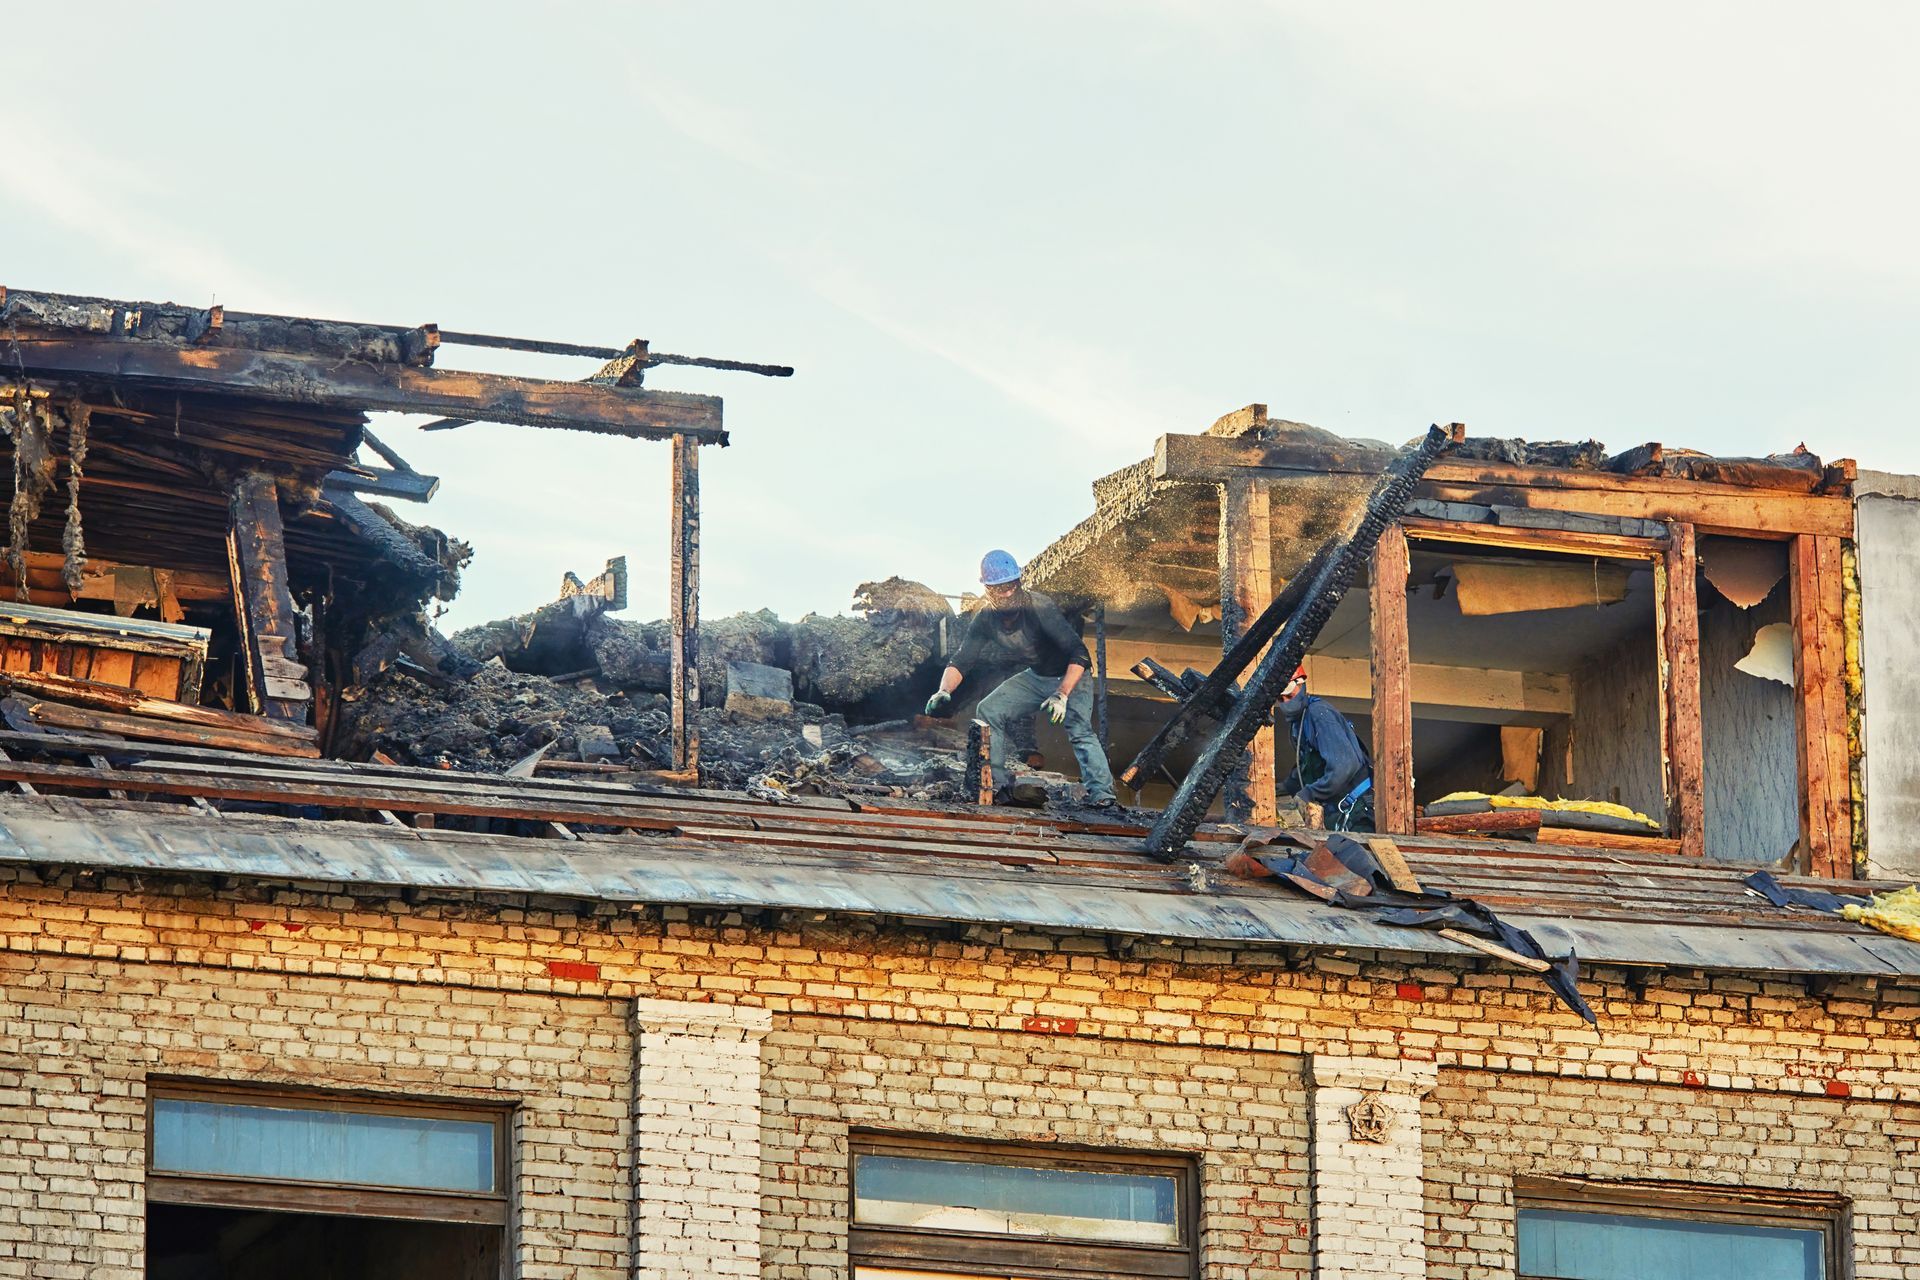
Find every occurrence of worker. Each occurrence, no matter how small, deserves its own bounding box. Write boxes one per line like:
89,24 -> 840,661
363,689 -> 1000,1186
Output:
925,550 -> 1118,809
1277,664 -> 1373,831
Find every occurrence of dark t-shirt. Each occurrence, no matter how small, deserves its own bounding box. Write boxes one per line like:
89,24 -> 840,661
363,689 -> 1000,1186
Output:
949,590 -> 1092,680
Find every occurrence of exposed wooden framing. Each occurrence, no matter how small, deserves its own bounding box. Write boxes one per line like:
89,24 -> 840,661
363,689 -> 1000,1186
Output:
1146,427 -> 1451,857
1155,433 -> 1853,536
226,472 -> 309,723
1416,477 -> 1850,540
1662,523 -> 1706,857
1219,478 -> 1277,824
1792,534 -> 1852,876
7,337 -> 728,444
1118,541 -> 1338,792
1093,604 -> 1109,751
969,719 -> 995,805
1369,523 -> 1414,834
1401,515 -> 1665,560
322,465 -> 440,502
669,434 -> 701,774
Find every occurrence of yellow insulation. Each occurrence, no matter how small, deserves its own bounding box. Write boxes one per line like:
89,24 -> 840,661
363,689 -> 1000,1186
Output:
1435,791 -> 1661,829
1840,885 -> 1920,943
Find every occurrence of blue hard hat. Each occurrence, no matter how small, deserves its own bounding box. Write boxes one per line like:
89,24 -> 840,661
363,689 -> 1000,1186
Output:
979,549 -> 1022,586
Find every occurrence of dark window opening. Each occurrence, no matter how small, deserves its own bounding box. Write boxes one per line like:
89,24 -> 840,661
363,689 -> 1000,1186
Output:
147,1203 -> 500,1280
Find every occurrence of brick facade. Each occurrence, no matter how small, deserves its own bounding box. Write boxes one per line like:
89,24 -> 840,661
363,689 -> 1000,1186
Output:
2,866 -> 1917,1277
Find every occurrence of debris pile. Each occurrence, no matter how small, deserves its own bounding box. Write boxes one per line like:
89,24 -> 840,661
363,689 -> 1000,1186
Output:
334,578 -> 975,801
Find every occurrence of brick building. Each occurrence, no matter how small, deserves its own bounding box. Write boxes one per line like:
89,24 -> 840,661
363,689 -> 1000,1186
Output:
0,290 -> 1916,1279
2,785 -> 1916,1279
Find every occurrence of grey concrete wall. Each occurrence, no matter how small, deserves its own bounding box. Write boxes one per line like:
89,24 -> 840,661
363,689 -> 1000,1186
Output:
1856,478 -> 1920,878
1699,581 -> 1798,865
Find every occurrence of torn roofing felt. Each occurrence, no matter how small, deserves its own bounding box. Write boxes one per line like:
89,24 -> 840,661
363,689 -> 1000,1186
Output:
1228,830 -> 1598,1024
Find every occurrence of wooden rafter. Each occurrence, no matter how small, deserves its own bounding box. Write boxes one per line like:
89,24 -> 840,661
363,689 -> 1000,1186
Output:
5,338 -> 726,444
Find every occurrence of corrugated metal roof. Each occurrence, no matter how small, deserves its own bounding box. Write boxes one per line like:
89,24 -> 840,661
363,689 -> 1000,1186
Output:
2,793 -> 1913,980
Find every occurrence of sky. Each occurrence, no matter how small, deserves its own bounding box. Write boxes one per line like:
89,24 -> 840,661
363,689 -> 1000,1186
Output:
5,3 -> 1917,629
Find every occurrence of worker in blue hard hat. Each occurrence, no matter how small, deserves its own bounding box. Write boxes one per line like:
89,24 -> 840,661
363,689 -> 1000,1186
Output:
925,550 -> 1118,809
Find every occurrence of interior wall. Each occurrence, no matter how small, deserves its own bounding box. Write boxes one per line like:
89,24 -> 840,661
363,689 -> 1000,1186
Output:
1700,580 -> 1798,865
1564,631 -> 1667,823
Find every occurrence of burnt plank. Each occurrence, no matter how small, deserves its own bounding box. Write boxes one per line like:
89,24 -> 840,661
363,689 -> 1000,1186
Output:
6,337 -> 727,444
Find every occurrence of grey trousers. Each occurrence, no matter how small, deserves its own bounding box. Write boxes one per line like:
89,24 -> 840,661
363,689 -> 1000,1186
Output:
977,667 -> 1116,803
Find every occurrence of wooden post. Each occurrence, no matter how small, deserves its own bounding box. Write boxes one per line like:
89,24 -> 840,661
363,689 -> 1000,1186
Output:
1791,534 -> 1852,877
1369,523 -> 1414,833
225,471 -> 310,723
1662,523 -> 1706,857
1220,478 -> 1278,824
1093,603 -> 1109,754
969,719 -> 995,805
669,433 -> 701,775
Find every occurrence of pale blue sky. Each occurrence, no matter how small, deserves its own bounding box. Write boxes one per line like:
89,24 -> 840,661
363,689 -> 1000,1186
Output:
6,4 -> 1916,627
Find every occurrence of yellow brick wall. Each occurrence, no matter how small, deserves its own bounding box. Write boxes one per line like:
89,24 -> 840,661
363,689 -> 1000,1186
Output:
1425,1069 -> 1920,1279
4,866 -> 1920,1279
0,951 -> 632,1280
759,1016 -> 1311,1279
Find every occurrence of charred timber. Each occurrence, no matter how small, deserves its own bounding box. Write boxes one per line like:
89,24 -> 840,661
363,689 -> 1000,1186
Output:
1144,425 -> 1453,858
1117,539 -> 1338,792
4,338 -> 727,444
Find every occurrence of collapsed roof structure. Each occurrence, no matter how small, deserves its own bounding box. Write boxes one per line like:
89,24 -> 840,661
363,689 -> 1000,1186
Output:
7,284 -> 1920,1280
0,283 -> 1912,985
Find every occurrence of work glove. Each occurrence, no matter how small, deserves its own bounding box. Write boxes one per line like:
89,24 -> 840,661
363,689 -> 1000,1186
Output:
924,689 -> 953,716
1042,691 -> 1069,725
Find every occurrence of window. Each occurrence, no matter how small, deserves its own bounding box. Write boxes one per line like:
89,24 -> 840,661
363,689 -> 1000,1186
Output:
145,1085 -> 509,1280
849,1134 -> 1198,1280
1516,1176 -> 1847,1280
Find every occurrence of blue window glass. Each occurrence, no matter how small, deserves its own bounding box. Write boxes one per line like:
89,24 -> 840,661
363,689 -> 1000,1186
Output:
853,1153 -> 1179,1245
152,1097 -> 497,1195
1518,1208 -> 1825,1280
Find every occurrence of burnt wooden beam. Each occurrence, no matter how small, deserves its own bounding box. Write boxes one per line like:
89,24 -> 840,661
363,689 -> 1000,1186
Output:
1219,477 -> 1277,824
226,472 -> 310,723
1145,426 -> 1452,858
5,337 -> 727,444
669,434 -> 701,774
1131,657 -> 1194,702
1159,432 -> 1854,537
1791,534 -> 1852,877
1370,523 -> 1414,835
1117,538 -> 1338,792
320,491 -> 446,582
322,466 -> 440,502
441,328 -> 795,377
1659,524 -> 1706,857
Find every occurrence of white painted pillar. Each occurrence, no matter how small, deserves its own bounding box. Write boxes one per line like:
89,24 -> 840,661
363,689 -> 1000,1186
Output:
1307,1054 -> 1438,1280
630,999 -> 773,1279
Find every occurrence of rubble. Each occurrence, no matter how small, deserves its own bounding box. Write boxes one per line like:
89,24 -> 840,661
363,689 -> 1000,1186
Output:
340,579 -> 978,801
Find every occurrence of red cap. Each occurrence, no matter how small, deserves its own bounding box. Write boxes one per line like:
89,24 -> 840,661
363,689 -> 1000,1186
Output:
1289,664 -> 1307,683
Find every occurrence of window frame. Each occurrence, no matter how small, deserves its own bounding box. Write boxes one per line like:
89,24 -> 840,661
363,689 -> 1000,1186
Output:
847,1132 -> 1200,1280
1380,518 -> 1684,850
1514,1174 -> 1850,1280
145,1080 -> 512,1226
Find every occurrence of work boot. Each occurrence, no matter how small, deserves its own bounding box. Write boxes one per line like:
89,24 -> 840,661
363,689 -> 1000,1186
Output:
993,781 -> 1048,809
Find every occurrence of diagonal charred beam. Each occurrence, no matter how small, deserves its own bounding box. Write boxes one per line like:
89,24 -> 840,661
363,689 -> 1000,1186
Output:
1118,538 -> 1337,791
5,338 -> 727,444
1144,426 -> 1453,859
